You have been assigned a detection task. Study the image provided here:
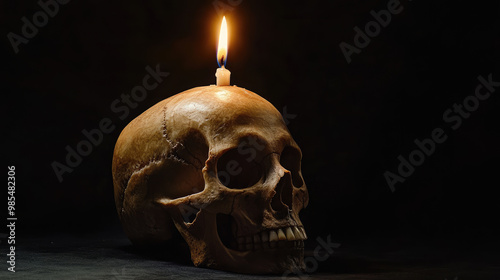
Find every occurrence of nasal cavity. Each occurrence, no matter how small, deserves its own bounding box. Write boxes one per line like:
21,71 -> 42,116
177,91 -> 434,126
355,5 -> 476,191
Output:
270,172 -> 294,217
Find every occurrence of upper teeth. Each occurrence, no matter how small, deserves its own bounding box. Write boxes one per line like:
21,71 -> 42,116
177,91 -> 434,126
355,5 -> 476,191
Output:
236,226 -> 307,251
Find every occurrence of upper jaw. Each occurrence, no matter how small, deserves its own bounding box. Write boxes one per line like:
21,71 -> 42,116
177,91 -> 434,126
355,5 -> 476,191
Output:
234,225 -> 307,252
200,211 -> 307,274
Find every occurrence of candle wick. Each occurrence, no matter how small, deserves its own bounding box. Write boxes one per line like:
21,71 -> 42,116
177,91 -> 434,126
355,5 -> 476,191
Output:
219,55 -> 225,68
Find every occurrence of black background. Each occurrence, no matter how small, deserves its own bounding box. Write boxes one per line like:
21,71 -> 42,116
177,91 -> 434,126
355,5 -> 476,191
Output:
2,0 -> 500,275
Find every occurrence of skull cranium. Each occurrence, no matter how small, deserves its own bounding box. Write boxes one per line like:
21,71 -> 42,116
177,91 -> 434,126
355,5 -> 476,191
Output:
112,86 -> 309,274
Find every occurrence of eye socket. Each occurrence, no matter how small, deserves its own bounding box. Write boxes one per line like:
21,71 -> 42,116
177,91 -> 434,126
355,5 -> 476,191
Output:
280,146 -> 304,188
216,148 -> 263,189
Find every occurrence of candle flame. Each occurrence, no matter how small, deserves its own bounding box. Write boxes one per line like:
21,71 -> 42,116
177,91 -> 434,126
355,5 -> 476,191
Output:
217,16 -> 228,67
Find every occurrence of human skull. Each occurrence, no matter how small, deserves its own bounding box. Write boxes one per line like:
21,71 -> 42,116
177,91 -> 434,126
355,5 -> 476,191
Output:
112,86 -> 309,274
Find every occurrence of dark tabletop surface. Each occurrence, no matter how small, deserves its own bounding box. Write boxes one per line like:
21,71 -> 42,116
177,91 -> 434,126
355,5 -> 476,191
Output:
1,229 -> 499,280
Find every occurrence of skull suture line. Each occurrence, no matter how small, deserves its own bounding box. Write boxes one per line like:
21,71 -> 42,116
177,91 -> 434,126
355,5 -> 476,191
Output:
112,86 -> 309,274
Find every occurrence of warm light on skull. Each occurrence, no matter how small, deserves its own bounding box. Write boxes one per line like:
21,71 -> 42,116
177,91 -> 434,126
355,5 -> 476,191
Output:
112,86 -> 309,274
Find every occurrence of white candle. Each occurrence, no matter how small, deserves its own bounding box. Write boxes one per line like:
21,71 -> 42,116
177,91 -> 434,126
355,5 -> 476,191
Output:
216,66 -> 231,86
216,16 -> 231,86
